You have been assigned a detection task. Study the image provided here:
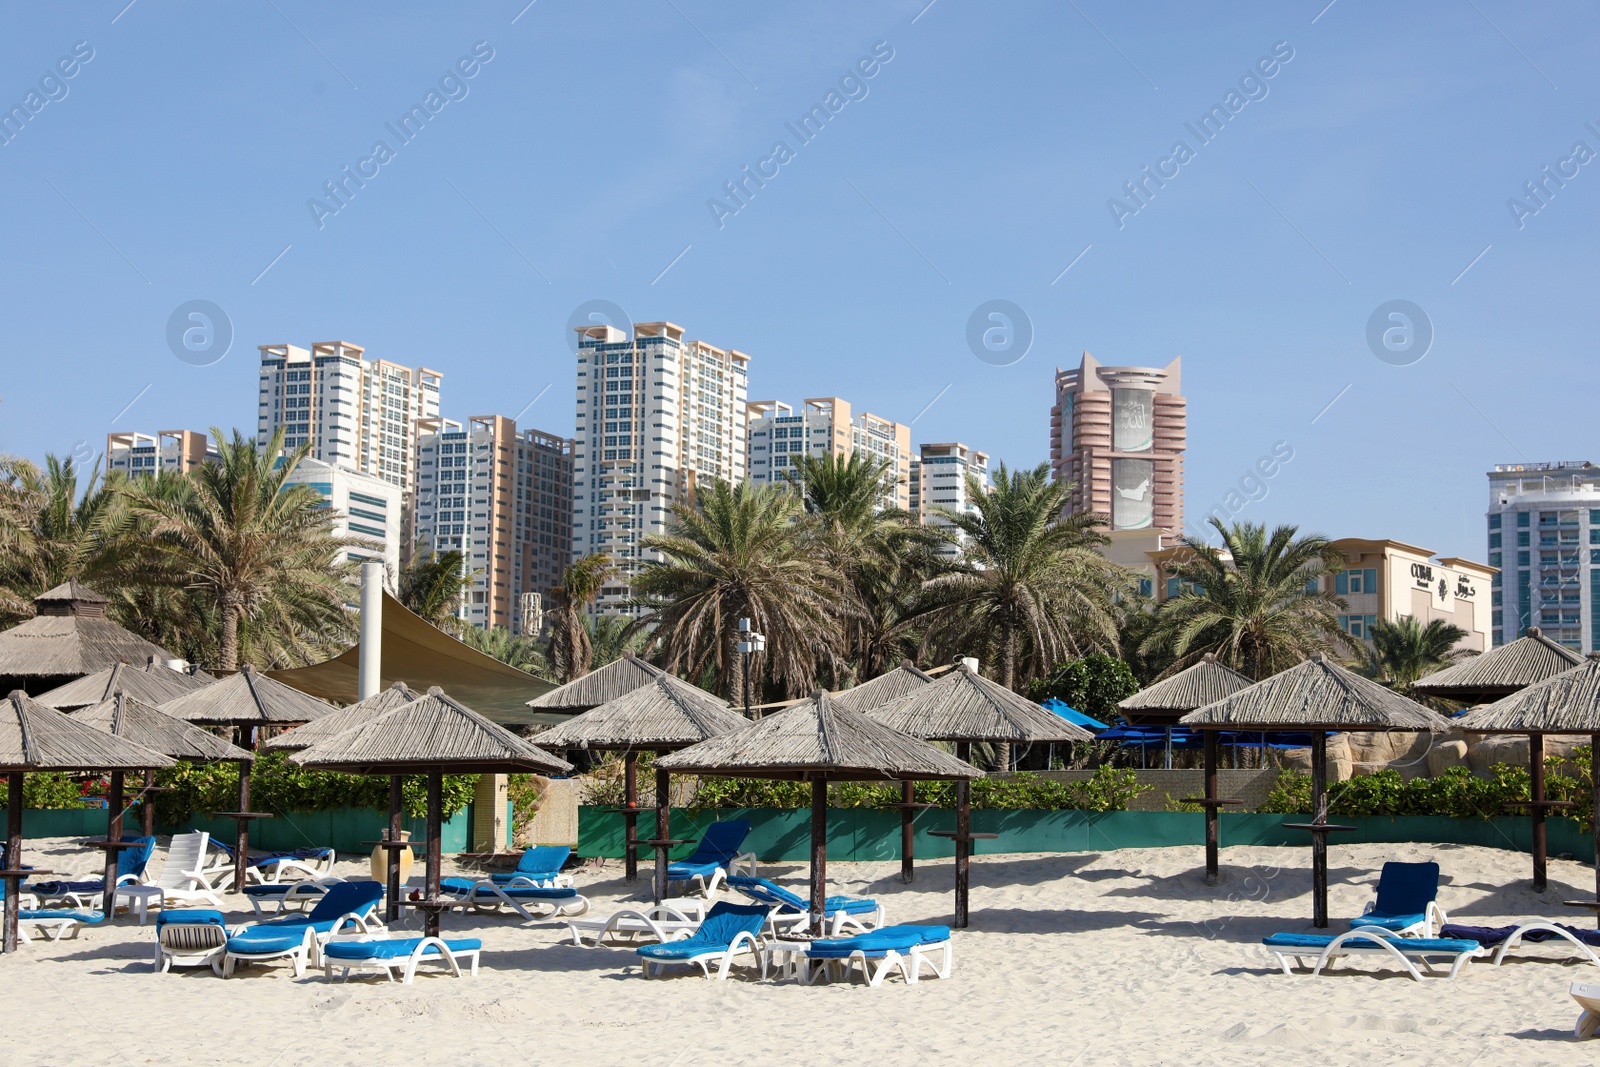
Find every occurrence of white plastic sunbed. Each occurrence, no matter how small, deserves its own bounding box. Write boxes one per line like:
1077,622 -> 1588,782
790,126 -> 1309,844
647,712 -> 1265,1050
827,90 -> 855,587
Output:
153,832 -> 227,909
15,907 -> 102,943
1572,980 -> 1600,1038
322,934 -> 481,984
567,900 -> 708,948
432,877 -> 589,922
1437,921 -> 1600,968
1262,930 -> 1485,981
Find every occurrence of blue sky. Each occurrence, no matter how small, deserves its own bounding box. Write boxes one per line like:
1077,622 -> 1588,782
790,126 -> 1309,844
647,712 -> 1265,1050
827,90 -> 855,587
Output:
0,0 -> 1595,562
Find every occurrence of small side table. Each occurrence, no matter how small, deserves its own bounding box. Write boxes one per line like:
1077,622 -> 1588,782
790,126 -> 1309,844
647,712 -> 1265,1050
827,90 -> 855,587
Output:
762,937 -> 820,982
114,884 -> 163,926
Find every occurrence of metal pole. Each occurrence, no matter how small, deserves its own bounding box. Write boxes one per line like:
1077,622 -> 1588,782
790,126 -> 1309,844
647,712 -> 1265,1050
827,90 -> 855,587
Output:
900,780 -> 916,884
743,650 -> 751,719
1165,726 -> 1173,770
623,751 -> 638,884
1592,733 -> 1599,923
1204,731 -> 1219,886
386,775 -> 403,922
1531,731 -> 1548,893
234,757 -> 251,894
102,770 -> 125,917
425,770 -> 443,938
1311,731 -> 1328,929
4,772 -> 21,954
810,778 -> 827,937
654,760 -> 670,905
955,741 -> 972,929
358,560 -> 383,701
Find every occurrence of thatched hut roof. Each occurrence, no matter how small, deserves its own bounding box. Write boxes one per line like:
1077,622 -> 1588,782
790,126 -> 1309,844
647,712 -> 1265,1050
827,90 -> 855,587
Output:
36,660 -> 207,712
658,690 -> 982,782
1412,627 -> 1583,702
260,682 -> 421,753
0,584 -> 181,686
70,691 -> 253,762
533,673 -> 746,751
0,689 -> 173,772
160,664 -> 338,727
524,652 -> 663,711
866,663 -> 1093,744
290,687 -> 572,775
1117,653 -> 1255,725
829,661 -> 937,713
1454,656 -> 1600,735
1180,655 -> 1441,731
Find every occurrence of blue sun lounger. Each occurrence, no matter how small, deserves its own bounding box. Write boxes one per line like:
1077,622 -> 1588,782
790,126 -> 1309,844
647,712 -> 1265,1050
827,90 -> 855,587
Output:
323,935 -> 482,983
223,880 -> 385,977
16,908 -> 103,942
1349,861 -> 1445,938
786,924 -> 954,987
666,821 -> 753,896
490,845 -> 572,888
636,902 -> 769,979
438,877 -> 588,921
1441,922 -> 1600,968
1263,930 -> 1484,981
727,875 -> 884,935
33,836 -> 157,908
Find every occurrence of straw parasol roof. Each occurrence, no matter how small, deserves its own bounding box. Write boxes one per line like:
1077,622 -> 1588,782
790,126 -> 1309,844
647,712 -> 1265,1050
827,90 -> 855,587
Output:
160,663 -> 339,727
533,673 -> 747,751
1454,657 -> 1600,735
658,690 -> 982,781
1118,653 -> 1254,725
0,689 -> 173,771
70,691 -> 253,762
1180,654 -> 1441,731
524,651 -> 664,712
36,660 -> 208,712
829,661 -> 937,713
0,583 -> 182,687
1412,627 -> 1583,703
866,662 -> 1094,744
260,682 -> 421,753
290,687 -> 571,775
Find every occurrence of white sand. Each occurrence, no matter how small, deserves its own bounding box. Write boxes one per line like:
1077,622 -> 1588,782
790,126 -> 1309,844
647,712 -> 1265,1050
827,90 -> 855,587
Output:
4,836 -> 1600,1065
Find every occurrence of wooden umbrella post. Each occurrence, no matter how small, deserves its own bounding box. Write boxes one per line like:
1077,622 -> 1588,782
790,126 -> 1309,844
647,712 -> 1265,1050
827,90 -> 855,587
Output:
1592,733 -> 1600,922
809,777 -> 827,937
424,770 -> 443,938
234,757 -> 251,893
1531,731 -> 1548,893
4,772 -> 22,954
1204,732 -> 1219,885
623,751 -> 639,884
900,780 -> 915,884
654,761 -> 670,906
386,775 -> 404,922
140,769 -> 156,837
955,741 -> 972,929
1311,731 -> 1329,928
101,769 -> 125,917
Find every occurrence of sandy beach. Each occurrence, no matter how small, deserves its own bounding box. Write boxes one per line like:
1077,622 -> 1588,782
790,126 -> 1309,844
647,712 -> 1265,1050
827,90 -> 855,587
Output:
5,836 -> 1600,1066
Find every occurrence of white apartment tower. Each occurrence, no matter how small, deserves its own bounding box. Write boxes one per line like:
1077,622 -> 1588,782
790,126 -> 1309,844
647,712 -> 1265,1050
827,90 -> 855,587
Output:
257,341 -> 442,495
572,321 -> 750,614
280,457 -> 404,579
746,397 -> 912,510
1487,461 -> 1600,653
105,430 -> 219,478
909,442 -> 991,560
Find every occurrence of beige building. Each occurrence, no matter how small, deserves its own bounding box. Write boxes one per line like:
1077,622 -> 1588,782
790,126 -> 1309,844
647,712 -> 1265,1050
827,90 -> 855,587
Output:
746,396 -> 912,510
104,429 -> 218,478
1051,353 -> 1186,531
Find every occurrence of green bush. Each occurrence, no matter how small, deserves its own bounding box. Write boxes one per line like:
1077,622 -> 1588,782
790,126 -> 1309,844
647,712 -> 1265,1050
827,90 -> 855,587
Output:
22,772 -> 84,809
1026,653 -> 1141,722
151,751 -> 477,822
684,768 -> 1150,813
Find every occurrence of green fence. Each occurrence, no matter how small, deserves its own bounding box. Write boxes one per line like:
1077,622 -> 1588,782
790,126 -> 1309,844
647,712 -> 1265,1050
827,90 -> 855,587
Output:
579,806 -> 1596,865
2,805 -> 473,854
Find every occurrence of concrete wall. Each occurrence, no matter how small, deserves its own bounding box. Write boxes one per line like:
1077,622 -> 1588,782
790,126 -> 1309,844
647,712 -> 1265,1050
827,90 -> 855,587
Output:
522,777 -> 580,846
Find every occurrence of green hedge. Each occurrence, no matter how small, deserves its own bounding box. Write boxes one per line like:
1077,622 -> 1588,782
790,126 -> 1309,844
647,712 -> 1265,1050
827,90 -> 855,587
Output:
1262,761 -> 1595,830
689,768 -> 1151,812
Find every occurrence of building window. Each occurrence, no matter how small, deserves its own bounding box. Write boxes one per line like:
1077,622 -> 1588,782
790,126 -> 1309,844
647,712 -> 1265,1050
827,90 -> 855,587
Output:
1489,514 -> 1502,530
1489,533 -> 1502,549
1518,551 -> 1530,566
1517,531 -> 1530,547
1335,568 -> 1378,595
1518,513 -> 1530,528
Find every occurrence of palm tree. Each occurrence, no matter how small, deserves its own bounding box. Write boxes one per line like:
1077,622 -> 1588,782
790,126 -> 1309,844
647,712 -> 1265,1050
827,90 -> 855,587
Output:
0,453 -> 133,620
547,554 -> 612,683
1141,518 -> 1355,680
122,428 -> 360,670
634,478 -> 840,701
460,624 -> 552,678
587,612 -> 645,670
398,543 -> 474,631
1368,615 -> 1467,689
913,462 -> 1129,691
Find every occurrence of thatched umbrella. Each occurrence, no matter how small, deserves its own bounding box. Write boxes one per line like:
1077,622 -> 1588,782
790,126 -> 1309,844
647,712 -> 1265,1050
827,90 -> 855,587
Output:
1456,655 -> 1600,903
1415,627 -> 1587,892
659,691 -> 980,934
866,662 -> 1091,922
1119,654 -> 1255,885
68,690 -> 252,913
290,687 -> 570,937
1181,654 -> 1440,926
36,659 -> 209,712
535,672 -> 747,900
0,690 -> 171,952
0,584 -> 183,695
160,664 -> 339,891
524,651 -> 664,714
259,681 -> 421,919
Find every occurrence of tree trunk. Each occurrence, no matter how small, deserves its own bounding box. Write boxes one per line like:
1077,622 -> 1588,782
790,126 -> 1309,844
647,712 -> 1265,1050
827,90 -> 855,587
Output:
997,622 -> 1016,770
220,592 -> 242,671
727,628 -> 743,705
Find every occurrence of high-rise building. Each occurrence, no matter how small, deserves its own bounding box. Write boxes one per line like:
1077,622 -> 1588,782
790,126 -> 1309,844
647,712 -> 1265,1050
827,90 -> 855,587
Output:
257,341 -> 442,496
1487,461 -> 1600,652
413,416 -> 574,634
746,397 -> 912,510
572,321 -> 750,614
1051,353 -> 1185,532
104,429 -> 218,478
280,457 -> 404,578
910,442 -> 991,559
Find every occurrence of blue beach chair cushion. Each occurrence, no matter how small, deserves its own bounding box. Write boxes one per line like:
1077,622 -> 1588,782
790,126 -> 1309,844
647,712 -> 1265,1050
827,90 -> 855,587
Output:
491,845 -> 570,885
1441,922 -> 1600,947
34,836 -> 156,895
806,924 -> 948,959
323,937 -> 483,961
226,926 -> 313,955
727,875 -> 877,916
636,902 -> 769,962
666,820 -> 751,880
440,877 -> 578,902
256,880 -> 383,928
17,909 -> 102,923
157,908 -> 226,930
1349,861 -> 1439,932
1262,932 -> 1481,953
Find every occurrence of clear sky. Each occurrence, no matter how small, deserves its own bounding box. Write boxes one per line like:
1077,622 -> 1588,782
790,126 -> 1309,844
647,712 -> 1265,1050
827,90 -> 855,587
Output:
0,0 -> 1595,563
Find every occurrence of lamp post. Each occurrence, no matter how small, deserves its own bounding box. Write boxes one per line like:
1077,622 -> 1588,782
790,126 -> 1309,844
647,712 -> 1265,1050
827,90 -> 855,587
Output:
736,617 -> 766,719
